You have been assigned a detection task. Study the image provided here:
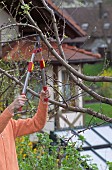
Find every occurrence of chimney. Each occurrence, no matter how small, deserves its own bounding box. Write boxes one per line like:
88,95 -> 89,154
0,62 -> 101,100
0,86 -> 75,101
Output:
95,0 -> 103,19
98,1 -> 103,19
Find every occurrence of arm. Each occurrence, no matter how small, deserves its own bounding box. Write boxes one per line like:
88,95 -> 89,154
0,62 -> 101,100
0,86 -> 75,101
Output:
0,108 -> 13,134
10,90 -> 49,138
0,95 -> 27,134
11,99 -> 48,138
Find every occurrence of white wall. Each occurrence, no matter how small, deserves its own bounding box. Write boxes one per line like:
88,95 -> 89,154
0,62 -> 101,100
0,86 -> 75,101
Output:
58,65 -> 83,108
0,8 -> 19,43
74,64 -> 83,108
59,112 -> 84,128
57,64 -> 84,128
46,65 -> 54,102
43,65 -> 55,132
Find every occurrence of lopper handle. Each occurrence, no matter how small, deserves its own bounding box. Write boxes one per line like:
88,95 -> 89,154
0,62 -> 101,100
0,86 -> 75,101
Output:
43,86 -> 48,102
18,93 -> 25,111
19,106 -> 22,112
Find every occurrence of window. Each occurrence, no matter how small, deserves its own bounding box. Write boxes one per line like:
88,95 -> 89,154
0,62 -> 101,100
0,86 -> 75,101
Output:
62,70 -> 75,106
62,70 -> 71,100
103,12 -> 108,18
103,23 -> 110,30
81,23 -> 89,30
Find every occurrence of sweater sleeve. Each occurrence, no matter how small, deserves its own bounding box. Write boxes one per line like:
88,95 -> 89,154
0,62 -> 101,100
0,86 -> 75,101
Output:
10,100 -> 48,138
0,108 -> 13,134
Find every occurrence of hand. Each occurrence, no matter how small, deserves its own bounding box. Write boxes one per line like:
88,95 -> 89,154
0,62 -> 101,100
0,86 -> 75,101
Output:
40,89 -> 50,103
8,95 -> 27,113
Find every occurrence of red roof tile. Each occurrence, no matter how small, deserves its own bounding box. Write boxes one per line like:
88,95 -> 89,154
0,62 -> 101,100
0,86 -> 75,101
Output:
2,38 -> 101,64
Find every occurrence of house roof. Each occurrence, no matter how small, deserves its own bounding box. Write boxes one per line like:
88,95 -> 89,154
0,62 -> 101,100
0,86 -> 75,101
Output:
46,0 -> 86,37
53,124 -> 112,170
4,0 -> 86,38
2,38 -> 102,64
65,4 -> 112,38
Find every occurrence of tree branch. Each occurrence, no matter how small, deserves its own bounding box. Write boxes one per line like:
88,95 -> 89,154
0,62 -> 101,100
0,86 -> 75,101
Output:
1,22 -> 112,83
0,67 -> 112,123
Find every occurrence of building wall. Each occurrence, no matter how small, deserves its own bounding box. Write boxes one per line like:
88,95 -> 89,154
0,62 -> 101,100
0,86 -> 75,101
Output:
58,65 -> 84,128
58,65 -> 83,108
44,64 -> 84,131
43,65 -> 55,132
59,112 -> 84,128
0,9 -> 19,43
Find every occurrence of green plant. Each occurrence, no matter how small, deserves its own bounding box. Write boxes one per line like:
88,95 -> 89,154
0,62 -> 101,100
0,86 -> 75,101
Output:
100,68 -> 112,98
21,3 -> 31,14
16,132 -> 99,170
107,161 -> 112,170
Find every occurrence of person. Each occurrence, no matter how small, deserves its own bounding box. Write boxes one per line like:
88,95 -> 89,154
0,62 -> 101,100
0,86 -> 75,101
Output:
0,89 -> 49,170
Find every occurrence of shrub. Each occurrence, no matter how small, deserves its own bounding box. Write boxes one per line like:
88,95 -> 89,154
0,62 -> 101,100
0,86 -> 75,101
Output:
16,133 -> 99,170
100,68 -> 112,97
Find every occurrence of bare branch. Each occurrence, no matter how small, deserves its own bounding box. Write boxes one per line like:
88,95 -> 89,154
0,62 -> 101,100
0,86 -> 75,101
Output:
1,22 -> 112,83
0,67 -> 112,123
42,0 -> 66,61
18,1 -> 112,83
69,72 -> 112,105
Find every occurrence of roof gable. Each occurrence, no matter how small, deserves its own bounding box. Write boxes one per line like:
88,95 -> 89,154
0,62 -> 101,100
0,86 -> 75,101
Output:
4,0 -> 86,38
46,0 -> 86,37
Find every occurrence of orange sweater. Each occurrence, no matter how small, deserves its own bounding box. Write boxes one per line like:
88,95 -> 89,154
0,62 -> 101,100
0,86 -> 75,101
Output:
0,100 -> 48,170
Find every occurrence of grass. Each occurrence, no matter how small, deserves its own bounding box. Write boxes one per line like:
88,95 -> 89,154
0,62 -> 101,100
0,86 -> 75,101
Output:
84,103 -> 112,126
83,62 -> 104,76
83,61 -> 112,126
